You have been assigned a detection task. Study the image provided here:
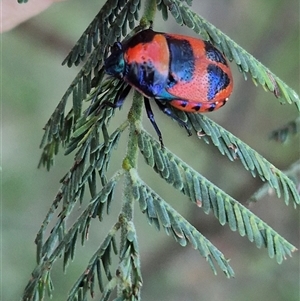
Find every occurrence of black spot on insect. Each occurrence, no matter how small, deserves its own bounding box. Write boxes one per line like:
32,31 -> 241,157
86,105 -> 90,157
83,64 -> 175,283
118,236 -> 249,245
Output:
125,29 -> 157,49
167,72 -> 177,88
126,59 -> 167,98
126,60 -> 156,96
166,36 -> 195,83
192,104 -> 202,111
180,100 -> 188,108
204,41 -> 227,66
208,103 -> 216,111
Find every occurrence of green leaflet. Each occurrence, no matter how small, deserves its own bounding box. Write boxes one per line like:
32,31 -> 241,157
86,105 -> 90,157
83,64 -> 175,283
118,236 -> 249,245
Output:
174,112 -> 300,207
138,129 -> 297,263
130,176 -> 235,277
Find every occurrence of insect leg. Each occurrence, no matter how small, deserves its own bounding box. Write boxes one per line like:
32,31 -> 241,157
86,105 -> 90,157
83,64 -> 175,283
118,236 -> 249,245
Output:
154,99 -> 192,136
96,84 -> 131,114
144,97 -> 164,147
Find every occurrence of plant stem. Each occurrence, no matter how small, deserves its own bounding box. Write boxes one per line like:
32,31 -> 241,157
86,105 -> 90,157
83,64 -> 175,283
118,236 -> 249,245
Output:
117,91 -> 144,297
140,0 -> 157,27
117,2 -> 157,297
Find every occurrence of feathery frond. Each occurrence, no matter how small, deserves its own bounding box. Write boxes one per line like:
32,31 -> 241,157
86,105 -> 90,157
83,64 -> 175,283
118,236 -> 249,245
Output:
63,0 -> 141,67
137,129 -> 298,263
168,110 -> 300,207
67,224 -> 119,301
39,77 -> 128,169
130,173 -> 235,277
39,0 -> 141,170
23,175 -> 120,301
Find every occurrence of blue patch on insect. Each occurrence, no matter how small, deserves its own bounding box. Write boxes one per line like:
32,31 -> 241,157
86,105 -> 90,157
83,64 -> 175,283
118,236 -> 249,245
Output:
167,37 -> 195,83
207,64 -> 230,100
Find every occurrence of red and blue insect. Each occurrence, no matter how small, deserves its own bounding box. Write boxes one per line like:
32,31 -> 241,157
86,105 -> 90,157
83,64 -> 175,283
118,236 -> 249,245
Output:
104,28 -> 233,145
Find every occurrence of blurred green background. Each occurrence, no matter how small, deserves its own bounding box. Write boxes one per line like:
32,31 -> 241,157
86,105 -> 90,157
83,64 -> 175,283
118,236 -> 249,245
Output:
2,0 -> 299,300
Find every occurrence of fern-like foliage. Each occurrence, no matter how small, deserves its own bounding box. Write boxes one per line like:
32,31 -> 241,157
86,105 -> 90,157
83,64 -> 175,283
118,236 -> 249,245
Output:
23,175 -> 121,301
21,1 -> 299,301
39,0 -> 141,170
168,109 -> 300,207
130,173 -> 235,276
137,130 -> 297,262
